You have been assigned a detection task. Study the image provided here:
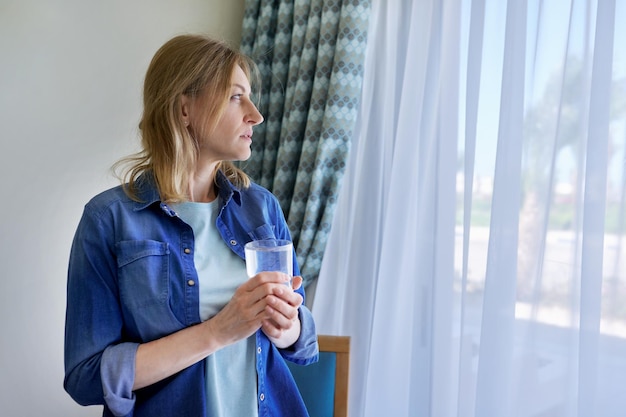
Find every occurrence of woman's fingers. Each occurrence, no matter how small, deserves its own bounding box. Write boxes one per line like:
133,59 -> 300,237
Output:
291,275 -> 303,290
208,272 -> 304,345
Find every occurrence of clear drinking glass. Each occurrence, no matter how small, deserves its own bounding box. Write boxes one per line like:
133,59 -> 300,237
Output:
244,239 -> 293,286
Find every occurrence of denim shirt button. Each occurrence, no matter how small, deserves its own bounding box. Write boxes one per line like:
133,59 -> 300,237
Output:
259,393 -> 265,401
187,280 -> 195,286
229,239 -> 237,246
257,346 -> 262,354
184,248 -> 191,254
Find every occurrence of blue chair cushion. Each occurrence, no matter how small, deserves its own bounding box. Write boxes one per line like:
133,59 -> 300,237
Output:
287,351 -> 336,417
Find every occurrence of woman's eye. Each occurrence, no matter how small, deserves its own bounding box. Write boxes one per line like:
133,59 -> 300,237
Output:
231,94 -> 242,101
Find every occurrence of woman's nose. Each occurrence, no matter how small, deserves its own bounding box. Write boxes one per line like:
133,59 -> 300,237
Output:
247,102 -> 264,126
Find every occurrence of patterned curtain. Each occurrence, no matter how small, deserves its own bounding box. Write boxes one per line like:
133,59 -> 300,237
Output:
239,0 -> 371,287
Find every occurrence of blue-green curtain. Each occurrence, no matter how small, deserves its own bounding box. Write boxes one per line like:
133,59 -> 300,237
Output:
239,0 -> 371,287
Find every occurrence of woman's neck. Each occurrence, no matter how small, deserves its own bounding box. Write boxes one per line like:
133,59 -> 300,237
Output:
188,163 -> 219,202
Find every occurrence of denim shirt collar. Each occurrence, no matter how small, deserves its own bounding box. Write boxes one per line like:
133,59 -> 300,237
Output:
131,170 -> 242,212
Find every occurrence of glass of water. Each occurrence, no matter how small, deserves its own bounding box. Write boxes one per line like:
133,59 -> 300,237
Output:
244,239 -> 293,286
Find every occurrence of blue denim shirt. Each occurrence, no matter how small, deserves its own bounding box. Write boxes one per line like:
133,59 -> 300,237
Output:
64,171 -> 319,417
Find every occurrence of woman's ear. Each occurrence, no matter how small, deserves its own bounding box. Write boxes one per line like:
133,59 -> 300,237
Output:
180,94 -> 191,126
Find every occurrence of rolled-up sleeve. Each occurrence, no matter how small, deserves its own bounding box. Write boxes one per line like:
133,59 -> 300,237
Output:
101,343 -> 139,416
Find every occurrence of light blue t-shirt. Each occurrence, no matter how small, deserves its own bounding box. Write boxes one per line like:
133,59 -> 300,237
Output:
173,200 -> 258,417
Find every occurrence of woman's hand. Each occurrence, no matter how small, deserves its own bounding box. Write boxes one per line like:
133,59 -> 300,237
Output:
206,272 -> 301,348
260,275 -> 304,348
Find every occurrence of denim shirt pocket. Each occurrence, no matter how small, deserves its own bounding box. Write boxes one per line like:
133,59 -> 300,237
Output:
247,224 -> 276,241
116,240 -> 170,308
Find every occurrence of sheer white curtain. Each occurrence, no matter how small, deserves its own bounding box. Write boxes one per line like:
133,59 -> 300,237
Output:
312,0 -> 626,416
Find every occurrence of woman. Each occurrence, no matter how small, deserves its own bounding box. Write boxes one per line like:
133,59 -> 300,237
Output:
64,34 -> 318,417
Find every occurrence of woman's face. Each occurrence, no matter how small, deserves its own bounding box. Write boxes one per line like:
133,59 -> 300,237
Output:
185,64 -> 264,163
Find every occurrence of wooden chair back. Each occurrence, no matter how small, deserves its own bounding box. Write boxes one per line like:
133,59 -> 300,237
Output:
288,335 -> 351,417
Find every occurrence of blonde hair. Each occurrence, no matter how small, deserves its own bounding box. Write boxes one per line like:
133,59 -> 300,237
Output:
114,34 -> 260,202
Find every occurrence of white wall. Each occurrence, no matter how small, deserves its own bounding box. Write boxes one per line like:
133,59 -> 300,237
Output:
0,1 -> 244,415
